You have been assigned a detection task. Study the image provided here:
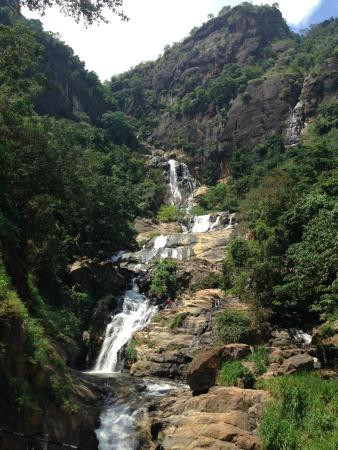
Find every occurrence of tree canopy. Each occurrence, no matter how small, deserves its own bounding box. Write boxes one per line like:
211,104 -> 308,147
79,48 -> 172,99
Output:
17,0 -> 127,24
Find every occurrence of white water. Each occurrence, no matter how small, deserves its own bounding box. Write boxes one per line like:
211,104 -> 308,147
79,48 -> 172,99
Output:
168,159 -> 196,211
93,279 -> 157,373
191,214 -> 212,233
168,159 -> 182,207
293,329 -> 312,346
154,234 -> 168,249
96,402 -> 140,450
226,212 -> 236,229
96,378 -> 181,450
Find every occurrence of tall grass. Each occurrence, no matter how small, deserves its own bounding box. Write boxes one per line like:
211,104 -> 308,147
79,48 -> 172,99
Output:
259,373 -> 338,449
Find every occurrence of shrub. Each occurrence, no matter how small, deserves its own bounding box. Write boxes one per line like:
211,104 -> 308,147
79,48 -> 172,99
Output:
219,361 -> 255,388
170,313 -> 188,329
125,337 -> 138,364
259,373 -> 338,449
246,346 -> 268,376
150,259 -> 178,300
157,205 -> 184,222
49,374 -> 78,414
191,273 -> 221,292
214,310 -> 251,344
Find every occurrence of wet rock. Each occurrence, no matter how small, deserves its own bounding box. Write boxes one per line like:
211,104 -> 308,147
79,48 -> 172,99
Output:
277,353 -> 314,376
69,259 -> 125,295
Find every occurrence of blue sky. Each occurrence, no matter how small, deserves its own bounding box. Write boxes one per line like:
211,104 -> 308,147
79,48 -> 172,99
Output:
23,0 -> 336,80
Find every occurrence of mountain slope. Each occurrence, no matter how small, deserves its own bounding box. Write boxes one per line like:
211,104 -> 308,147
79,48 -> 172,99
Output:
110,3 -> 337,182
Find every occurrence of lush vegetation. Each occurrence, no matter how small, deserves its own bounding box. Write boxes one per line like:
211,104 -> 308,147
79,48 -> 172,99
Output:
259,373 -> 338,449
18,0 -> 127,24
214,310 -> 251,344
157,205 -> 184,223
0,4 -> 167,417
217,106 -> 337,324
169,312 -> 188,329
219,360 -> 255,388
149,259 -> 178,300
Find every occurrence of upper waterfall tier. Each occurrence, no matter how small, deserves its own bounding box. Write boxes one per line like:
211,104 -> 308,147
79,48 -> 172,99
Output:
168,159 -> 197,211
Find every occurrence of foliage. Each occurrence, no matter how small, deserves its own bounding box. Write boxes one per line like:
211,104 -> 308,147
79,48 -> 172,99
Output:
246,346 -> 268,376
219,361 -> 255,388
49,374 -> 78,414
219,105 -> 337,323
157,205 -> 184,223
21,0 -> 127,24
259,373 -> 338,450
169,312 -> 187,329
125,337 -> 138,364
214,310 -> 251,344
150,259 -> 178,300
190,273 -> 221,292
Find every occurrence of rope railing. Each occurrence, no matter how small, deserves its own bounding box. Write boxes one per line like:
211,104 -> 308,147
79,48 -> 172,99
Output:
0,427 -> 97,450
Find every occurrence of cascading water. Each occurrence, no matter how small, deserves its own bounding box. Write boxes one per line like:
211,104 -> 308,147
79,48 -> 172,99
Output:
94,158 -> 237,449
168,159 -> 196,211
93,279 -> 157,373
168,159 -> 182,207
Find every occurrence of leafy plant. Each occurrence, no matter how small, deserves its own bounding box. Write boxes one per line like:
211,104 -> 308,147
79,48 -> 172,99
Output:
246,346 -> 268,376
125,337 -> 138,364
150,259 -> 178,300
219,361 -> 255,388
214,310 -> 251,344
157,205 -> 184,222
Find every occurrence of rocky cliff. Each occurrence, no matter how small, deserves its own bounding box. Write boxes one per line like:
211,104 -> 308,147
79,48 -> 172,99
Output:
110,4 -> 337,181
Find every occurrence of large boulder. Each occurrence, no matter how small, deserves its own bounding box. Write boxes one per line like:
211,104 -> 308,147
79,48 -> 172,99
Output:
187,347 -> 224,394
148,386 -> 270,450
277,354 -> 314,376
187,344 -> 251,394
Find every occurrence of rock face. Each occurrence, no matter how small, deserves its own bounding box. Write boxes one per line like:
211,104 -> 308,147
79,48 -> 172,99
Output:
146,386 -> 270,449
129,289 -> 249,380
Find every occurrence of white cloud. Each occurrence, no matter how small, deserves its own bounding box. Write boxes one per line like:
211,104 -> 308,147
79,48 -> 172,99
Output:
23,0 -> 321,80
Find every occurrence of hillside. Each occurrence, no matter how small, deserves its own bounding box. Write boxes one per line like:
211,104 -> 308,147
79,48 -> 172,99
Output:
111,3 -> 337,181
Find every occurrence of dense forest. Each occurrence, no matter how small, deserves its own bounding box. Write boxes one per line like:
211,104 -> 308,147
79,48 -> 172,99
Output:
0,1 -> 337,449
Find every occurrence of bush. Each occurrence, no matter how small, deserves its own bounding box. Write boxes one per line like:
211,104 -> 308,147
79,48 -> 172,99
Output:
49,374 -> 78,414
150,259 -> 178,300
157,205 -> 184,222
259,373 -> 338,449
191,273 -> 221,292
125,337 -> 138,364
246,346 -> 268,376
219,361 -> 255,388
214,310 -> 251,344
170,313 -> 188,329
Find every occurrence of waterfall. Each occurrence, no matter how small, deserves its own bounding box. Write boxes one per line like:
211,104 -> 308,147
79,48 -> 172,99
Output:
191,215 -> 213,233
168,159 -> 182,207
93,279 -> 157,373
226,212 -> 236,229
168,159 -> 197,210
285,101 -> 304,146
